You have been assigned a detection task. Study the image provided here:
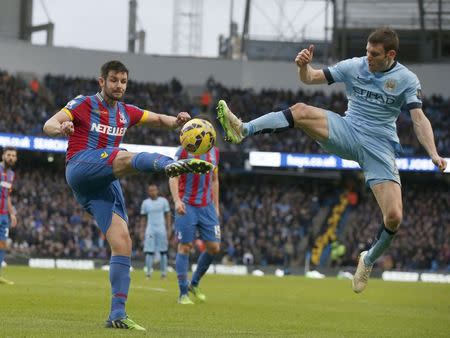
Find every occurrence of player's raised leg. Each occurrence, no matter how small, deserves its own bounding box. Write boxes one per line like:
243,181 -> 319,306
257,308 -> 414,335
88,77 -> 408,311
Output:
189,241 -> 220,302
353,181 -> 402,293
216,99 -> 329,143
111,150 -> 213,178
104,213 -> 145,330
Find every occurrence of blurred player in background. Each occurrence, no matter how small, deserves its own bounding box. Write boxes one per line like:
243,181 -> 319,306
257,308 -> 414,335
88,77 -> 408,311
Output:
0,147 -> 18,285
169,143 -> 220,304
140,183 -> 171,279
43,60 -> 213,330
217,27 -> 447,293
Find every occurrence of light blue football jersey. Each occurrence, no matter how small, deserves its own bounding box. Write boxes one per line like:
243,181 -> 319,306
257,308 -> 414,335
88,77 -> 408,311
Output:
324,57 -> 422,144
140,197 -> 170,232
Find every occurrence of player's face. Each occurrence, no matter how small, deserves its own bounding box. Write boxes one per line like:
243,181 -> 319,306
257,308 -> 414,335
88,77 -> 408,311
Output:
100,71 -> 128,101
366,43 -> 395,73
148,185 -> 159,199
2,150 -> 17,168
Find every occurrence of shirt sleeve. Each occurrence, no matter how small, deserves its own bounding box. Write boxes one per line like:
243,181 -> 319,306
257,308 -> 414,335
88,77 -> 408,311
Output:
125,104 -> 146,127
62,95 -> 88,121
163,198 -> 170,212
404,73 -> 423,110
140,201 -> 147,215
325,58 -> 356,84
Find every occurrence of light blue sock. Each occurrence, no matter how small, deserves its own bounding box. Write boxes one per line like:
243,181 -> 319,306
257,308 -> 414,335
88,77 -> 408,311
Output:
0,250 -> 5,274
160,252 -> 168,277
109,255 -> 131,321
145,253 -> 154,276
175,253 -> 189,295
191,252 -> 213,287
243,109 -> 294,136
131,152 -> 174,173
364,226 -> 396,266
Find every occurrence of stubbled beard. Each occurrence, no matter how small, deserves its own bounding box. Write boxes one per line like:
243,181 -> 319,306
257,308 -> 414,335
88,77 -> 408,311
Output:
3,160 -> 15,169
105,89 -> 123,102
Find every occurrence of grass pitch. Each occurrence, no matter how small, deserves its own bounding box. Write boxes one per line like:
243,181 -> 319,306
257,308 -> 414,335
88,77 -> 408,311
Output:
0,266 -> 449,337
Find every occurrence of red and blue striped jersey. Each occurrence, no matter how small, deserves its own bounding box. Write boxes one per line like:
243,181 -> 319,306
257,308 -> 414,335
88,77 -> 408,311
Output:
175,146 -> 219,207
0,163 -> 15,215
62,93 -> 147,161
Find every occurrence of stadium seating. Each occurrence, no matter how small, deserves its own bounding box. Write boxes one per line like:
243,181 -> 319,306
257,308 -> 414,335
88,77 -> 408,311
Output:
1,70 -> 449,271
7,166 -> 450,272
0,70 -> 448,156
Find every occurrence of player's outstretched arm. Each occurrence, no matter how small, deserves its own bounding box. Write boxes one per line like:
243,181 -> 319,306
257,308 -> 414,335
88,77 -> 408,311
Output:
140,111 -> 190,130
43,110 -> 74,137
410,108 -> 447,172
295,44 -> 327,85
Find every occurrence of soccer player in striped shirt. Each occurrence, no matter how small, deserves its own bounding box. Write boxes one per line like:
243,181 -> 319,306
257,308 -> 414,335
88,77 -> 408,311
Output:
43,60 -> 213,330
0,147 -> 18,285
169,145 -> 220,304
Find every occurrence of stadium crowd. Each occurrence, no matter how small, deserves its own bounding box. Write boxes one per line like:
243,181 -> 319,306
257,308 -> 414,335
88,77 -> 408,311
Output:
7,164 -> 449,272
0,71 -> 449,156
1,70 -> 449,272
342,183 -> 450,271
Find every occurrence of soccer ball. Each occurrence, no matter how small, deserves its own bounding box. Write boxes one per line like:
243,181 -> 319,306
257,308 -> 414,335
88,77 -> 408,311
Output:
180,118 -> 216,155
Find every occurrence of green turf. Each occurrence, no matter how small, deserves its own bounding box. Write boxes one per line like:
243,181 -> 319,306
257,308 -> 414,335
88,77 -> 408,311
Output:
0,266 -> 449,337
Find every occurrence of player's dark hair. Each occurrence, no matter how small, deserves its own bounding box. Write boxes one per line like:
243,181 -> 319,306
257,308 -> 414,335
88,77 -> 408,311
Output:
2,147 -> 17,153
100,60 -> 129,79
368,27 -> 399,53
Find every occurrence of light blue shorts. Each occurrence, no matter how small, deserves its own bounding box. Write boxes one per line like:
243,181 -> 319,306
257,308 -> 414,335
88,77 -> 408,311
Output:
144,229 -> 168,253
175,203 -> 220,244
319,111 -> 400,187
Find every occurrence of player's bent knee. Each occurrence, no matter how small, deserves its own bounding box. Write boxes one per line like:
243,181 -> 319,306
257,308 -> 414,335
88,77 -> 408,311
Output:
109,233 -> 132,255
206,243 -> 220,255
112,151 -> 134,177
290,102 -> 310,121
178,243 -> 192,255
385,209 -> 402,229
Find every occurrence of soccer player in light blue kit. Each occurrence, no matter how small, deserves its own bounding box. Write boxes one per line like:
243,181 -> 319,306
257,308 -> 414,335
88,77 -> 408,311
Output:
217,27 -> 447,293
141,183 -> 171,279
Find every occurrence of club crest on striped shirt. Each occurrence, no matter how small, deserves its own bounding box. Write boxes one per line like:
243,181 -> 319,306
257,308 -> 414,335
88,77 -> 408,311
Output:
119,112 -> 127,124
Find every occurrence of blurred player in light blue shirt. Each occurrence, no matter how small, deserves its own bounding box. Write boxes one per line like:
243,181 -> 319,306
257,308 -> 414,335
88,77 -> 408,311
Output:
140,184 -> 171,279
216,27 -> 447,294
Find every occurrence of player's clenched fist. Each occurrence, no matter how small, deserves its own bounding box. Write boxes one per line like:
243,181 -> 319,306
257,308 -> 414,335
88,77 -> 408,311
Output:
60,121 -> 74,136
432,156 -> 447,173
295,44 -> 315,67
176,112 -> 191,127
175,200 -> 186,215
